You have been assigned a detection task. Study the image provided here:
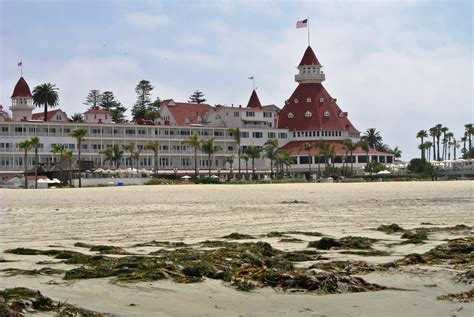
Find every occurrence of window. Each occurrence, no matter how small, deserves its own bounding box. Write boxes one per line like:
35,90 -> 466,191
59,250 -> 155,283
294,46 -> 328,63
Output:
180,130 -> 190,136
278,132 -> 287,139
305,111 -> 312,117
319,97 -> 324,103
138,130 -> 146,135
246,111 -> 255,117
306,98 -> 311,103
294,99 -> 299,103
227,146 -> 234,152
323,111 -> 330,117
241,131 -> 249,138
287,112 -> 294,119
267,132 -> 276,138
339,112 -> 345,118
214,131 -> 224,137
252,132 -> 263,138
1,127 -> 8,132
263,112 -> 272,118
234,112 -> 239,117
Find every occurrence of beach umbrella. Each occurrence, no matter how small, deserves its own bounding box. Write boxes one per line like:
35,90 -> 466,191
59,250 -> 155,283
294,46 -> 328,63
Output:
377,170 -> 391,175
181,175 -> 191,179
210,175 -> 219,179
37,178 -> 51,184
50,178 -> 61,184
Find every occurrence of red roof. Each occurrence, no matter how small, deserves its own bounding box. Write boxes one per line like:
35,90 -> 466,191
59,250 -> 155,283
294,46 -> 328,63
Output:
165,102 -> 211,125
84,108 -> 112,115
247,90 -> 262,109
32,109 -> 65,121
278,83 -> 358,132
281,141 -> 391,156
299,46 -> 321,66
11,77 -> 32,98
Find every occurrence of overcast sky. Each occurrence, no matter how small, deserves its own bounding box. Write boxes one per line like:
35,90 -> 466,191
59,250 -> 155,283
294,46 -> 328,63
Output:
1,0 -> 472,160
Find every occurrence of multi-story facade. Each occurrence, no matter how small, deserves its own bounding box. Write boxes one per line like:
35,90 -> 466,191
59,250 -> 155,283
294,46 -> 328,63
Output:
0,46 -> 393,178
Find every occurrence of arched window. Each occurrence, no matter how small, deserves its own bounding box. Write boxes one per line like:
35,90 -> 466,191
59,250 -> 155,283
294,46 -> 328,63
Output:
287,112 -> 294,119
305,111 -> 312,117
323,111 -> 330,117
306,98 -> 311,103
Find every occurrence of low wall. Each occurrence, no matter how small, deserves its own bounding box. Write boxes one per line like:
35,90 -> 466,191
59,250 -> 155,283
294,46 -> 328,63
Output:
72,177 -> 151,187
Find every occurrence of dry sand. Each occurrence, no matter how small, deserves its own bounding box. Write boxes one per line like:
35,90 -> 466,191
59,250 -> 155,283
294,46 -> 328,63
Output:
0,181 -> 473,316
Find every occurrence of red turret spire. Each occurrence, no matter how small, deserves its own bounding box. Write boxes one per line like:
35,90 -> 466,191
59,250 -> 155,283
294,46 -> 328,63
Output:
11,77 -> 32,98
246,89 -> 262,109
298,46 -> 321,66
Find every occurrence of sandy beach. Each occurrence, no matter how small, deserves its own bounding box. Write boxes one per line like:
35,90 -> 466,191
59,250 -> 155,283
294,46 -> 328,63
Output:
1,181 -> 473,316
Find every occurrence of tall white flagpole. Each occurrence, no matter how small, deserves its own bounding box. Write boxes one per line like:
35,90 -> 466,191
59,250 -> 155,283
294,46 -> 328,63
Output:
307,16 -> 310,47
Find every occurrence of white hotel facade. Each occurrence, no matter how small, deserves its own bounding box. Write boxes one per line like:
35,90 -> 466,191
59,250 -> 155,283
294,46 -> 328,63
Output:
0,46 -> 393,178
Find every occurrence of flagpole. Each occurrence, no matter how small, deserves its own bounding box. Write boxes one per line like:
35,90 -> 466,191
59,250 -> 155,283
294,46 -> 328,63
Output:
307,16 -> 310,47
253,77 -> 255,90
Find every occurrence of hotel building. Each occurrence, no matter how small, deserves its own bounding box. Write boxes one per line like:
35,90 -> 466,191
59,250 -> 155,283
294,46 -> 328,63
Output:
0,46 -> 393,179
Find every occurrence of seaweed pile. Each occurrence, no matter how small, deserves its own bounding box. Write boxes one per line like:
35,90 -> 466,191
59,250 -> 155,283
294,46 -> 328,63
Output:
0,287 -> 108,316
5,241 -> 385,294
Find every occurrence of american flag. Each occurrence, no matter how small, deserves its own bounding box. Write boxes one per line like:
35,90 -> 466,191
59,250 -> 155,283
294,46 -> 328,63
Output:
296,19 -> 308,28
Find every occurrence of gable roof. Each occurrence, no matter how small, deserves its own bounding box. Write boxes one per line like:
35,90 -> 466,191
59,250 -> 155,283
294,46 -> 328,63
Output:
31,109 -> 67,121
11,77 -> 32,98
277,83 -> 358,133
164,102 -> 212,125
299,46 -> 321,67
247,90 -> 262,109
84,108 -> 112,115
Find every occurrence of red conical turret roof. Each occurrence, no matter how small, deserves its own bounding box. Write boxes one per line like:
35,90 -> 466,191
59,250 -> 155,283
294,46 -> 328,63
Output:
247,89 -> 262,109
299,46 -> 321,66
11,77 -> 32,98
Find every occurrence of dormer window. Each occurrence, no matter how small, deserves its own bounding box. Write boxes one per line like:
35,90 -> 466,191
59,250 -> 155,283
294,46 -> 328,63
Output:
287,112 -> 294,119
323,111 -> 330,117
294,99 -> 299,103
285,100 -> 289,105
339,112 -> 344,118
319,97 -> 324,103
306,98 -> 311,103
305,111 -> 312,117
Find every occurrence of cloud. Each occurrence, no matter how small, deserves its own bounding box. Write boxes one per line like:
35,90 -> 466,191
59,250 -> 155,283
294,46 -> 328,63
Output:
125,12 -> 170,29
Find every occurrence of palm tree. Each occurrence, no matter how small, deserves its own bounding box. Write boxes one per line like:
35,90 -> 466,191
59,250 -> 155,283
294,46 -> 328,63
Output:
434,124 -> 443,161
201,138 -> 221,177
392,146 -> 402,162
29,136 -> 40,189
51,144 -> 68,185
277,149 -> 293,178
18,139 -> 32,189
363,128 -> 383,149
358,139 -> 370,170
71,113 -> 84,122
416,130 -> 428,160
244,145 -> 262,179
429,127 -> 437,161
131,149 -> 141,173
446,132 -> 453,160
70,128 -> 87,187
440,127 -> 449,160
314,153 -> 322,177
299,142 -> 313,180
182,133 -> 201,178
62,150 -> 73,187
424,142 -> 432,161
465,123 -> 473,154
124,143 -> 135,169
32,83 -> 59,122
224,155 -> 234,178
228,128 -> 242,179
100,148 -> 115,168
342,139 -> 356,175
452,139 -> 460,160
145,141 -> 160,177
112,144 -> 124,168
241,152 -> 250,179
460,135 -> 467,157
264,138 -> 278,178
